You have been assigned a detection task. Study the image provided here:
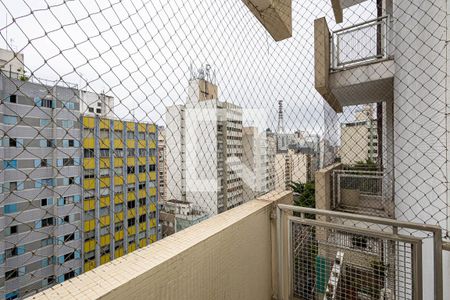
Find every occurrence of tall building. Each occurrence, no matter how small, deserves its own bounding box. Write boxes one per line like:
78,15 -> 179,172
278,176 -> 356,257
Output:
0,71 -> 83,299
81,116 -> 158,272
79,91 -> 114,118
340,105 -> 378,165
274,150 -> 310,191
242,127 -> 275,201
157,127 -> 167,203
166,69 -> 243,216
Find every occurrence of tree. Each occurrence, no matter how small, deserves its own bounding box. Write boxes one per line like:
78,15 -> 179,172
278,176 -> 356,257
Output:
289,181 -> 315,208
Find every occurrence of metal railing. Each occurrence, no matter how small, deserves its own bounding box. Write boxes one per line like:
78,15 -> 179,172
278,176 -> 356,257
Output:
332,170 -> 390,216
331,15 -> 391,70
277,204 -> 443,300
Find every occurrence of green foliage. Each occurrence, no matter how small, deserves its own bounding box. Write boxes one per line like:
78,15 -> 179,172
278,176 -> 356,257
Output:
289,181 -> 315,208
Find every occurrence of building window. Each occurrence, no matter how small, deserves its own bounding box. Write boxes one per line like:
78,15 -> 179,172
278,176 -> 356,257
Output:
127,218 -> 136,227
4,204 -> 18,214
41,98 -> 54,108
127,166 -> 135,174
96,108 -> 101,114
127,200 -> 136,209
62,120 -> 73,128
40,119 -> 51,127
88,107 -> 94,113
149,165 -> 156,172
3,115 -> 18,125
138,165 -> 146,173
127,148 -> 135,157
6,246 -> 25,258
5,269 -> 19,280
100,149 -> 110,157
8,94 -> 17,103
84,149 -> 94,158
41,198 -> 53,207
84,169 -> 95,179
138,183 -> 145,190
3,160 -> 17,169
127,131 -> 134,139
139,215 -> 146,223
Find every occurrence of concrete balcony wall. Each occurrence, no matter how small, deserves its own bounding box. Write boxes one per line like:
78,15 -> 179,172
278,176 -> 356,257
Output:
241,0 -> 292,41
29,191 -> 293,300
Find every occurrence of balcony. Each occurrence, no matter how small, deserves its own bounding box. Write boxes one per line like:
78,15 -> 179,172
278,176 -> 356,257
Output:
314,16 -> 394,112
316,163 -> 394,218
27,188 -> 443,300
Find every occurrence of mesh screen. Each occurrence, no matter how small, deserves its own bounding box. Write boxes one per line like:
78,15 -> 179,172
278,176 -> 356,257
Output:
0,0 -> 448,298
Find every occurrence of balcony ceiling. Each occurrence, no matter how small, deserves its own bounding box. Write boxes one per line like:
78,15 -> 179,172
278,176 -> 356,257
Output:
331,0 -> 369,23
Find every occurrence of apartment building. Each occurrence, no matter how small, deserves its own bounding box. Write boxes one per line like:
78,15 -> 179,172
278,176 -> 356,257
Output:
275,149 -> 311,191
0,72 -> 83,299
79,91 -> 114,118
242,127 -> 275,202
166,74 -> 243,216
157,127 -> 167,203
81,116 -> 158,272
340,106 -> 378,165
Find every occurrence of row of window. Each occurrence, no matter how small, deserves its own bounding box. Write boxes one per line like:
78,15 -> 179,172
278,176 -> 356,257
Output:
0,138 -> 80,149
3,195 -> 80,214
84,128 -> 156,140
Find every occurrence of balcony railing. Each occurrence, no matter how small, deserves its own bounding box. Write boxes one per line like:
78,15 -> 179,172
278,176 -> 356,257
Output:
331,16 -> 391,70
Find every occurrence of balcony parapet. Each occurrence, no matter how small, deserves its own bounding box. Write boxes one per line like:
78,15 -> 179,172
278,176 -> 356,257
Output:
29,191 -> 292,300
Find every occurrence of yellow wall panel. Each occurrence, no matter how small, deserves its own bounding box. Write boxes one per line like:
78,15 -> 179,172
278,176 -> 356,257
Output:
139,222 -> 146,232
100,196 -> 110,208
127,174 -> 136,184
84,239 -> 95,252
128,226 -> 136,236
128,209 -> 136,219
149,172 -> 156,181
150,218 -> 157,227
83,158 -> 95,169
99,119 -> 109,129
138,123 -> 146,132
139,238 -> 147,248
114,139 -> 124,148
99,158 -> 110,168
150,234 -> 157,243
83,179 -> 95,190
139,206 -> 146,215
114,194 -> 123,204
83,138 -> 95,149
138,157 -> 146,164
114,230 -> 124,241
114,247 -> 124,258
128,242 -> 136,253
84,220 -> 95,231
126,122 -> 135,131
149,187 -> 156,196
100,215 -> 110,226
99,178 -> 110,188
128,192 -> 136,201
100,254 -> 110,265
83,117 -> 95,128
138,140 -> 146,148
114,120 -> 123,131
150,203 -> 157,212
138,173 -> 146,181
84,200 -> 95,211
149,156 -> 156,164
100,234 -> 110,247
149,140 -> 156,149
138,189 -> 146,198
126,139 -> 135,148
114,176 -> 124,185
114,158 -> 123,167
99,138 -> 110,148
148,124 -> 156,133
127,157 -> 135,166
84,260 -> 96,272
114,211 -> 124,222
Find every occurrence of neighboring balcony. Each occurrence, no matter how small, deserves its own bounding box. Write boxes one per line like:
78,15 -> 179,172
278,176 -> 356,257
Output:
316,163 -> 394,218
314,16 -> 394,112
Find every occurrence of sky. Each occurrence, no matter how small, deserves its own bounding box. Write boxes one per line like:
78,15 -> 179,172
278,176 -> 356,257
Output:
0,0 -> 375,138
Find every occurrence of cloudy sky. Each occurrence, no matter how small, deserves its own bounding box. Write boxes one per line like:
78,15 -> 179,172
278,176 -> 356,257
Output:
0,0 -> 375,136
